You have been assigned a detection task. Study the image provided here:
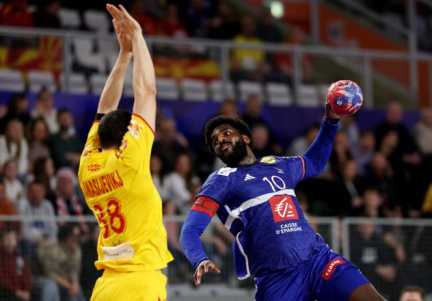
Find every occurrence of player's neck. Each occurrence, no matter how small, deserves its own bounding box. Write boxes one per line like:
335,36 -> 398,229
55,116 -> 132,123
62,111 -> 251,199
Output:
237,148 -> 257,166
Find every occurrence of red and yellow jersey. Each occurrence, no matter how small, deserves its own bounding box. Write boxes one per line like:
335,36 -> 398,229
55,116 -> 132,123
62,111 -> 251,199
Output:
78,114 -> 173,272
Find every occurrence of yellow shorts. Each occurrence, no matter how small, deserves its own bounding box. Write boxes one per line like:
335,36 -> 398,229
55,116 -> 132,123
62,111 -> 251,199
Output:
91,269 -> 167,301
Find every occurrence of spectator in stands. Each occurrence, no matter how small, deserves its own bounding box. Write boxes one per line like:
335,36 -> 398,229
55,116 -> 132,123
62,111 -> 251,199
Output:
270,26 -> 314,85
49,109 -> 82,170
26,117 -> 51,167
0,0 -> 33,28
164,152 -> 200,213
31,87 -> 59,134
351,130 -> 375,175
231,15 -> 264,82
158,4 -> 188,38
184,0 -> 214,37
130,0 -> 158,36
0,180 -> 21,232
0,93 -> 30,135
19,181 -> 58,246
361,152 -> 396,209
0,119 -> 29,178
48,167 -> 88,232
328,131 -> 353,179
32,0 -> 61,29
256,7 -> 282,43
399,286 -> 424,301
339,114 -> 360,147
251,124 -> 273,159
334,159 -> 362,216
2,159 -> 24,206
414,108 -> 432,198
285,123 -> 319,156
25,157 -> 56,197
375,102 -> 418,158
150,154 -> 167,201
36,224 -> 85,301
242,94 -> 282,155
152,117 -> 188,172
350,221 -> 402,300
207,1 -> 239,40
80,224 -> 102,300
218,98 -> 239,117
0,228 -> 32,301
353,187 -> 385,218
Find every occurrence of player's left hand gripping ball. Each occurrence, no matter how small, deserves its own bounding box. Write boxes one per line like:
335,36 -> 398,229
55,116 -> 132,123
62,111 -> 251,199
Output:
327,80 -> 363,116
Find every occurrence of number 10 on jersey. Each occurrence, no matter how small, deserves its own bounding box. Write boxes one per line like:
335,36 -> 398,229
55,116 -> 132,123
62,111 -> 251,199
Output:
93,198 -> 127,239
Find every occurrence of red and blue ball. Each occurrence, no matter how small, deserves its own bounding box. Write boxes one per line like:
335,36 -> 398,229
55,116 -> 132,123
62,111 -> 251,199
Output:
327,80 -> 363,116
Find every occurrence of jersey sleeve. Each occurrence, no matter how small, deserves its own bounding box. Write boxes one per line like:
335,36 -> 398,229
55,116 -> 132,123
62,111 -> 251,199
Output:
117,114 -> 155,172
196,171 -> 231,207
80,121 -> 101,164
280,156 -> 305,186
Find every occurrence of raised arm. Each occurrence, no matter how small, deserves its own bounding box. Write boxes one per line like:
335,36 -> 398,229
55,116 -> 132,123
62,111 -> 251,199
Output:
302,103 -> 340,178
98,4 -> 133,114
107,4 -> 157,131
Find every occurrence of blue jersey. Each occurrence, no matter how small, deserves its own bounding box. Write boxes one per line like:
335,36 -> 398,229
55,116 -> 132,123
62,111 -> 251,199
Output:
198,156 -> 325,278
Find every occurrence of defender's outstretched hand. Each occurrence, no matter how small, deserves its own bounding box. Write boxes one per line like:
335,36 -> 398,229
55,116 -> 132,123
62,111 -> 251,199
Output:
112,17 -> 132,53
106,4 -> 142,38
194,260 -> 221,286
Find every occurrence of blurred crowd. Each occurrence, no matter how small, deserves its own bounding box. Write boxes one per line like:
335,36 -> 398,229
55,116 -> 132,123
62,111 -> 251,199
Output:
0,0 -> 313,86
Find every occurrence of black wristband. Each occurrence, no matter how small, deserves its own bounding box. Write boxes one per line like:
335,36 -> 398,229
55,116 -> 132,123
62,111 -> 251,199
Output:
95,113 -> 105,121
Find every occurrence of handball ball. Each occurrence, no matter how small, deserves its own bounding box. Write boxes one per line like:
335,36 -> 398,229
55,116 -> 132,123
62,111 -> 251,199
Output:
327,80 -> 363,116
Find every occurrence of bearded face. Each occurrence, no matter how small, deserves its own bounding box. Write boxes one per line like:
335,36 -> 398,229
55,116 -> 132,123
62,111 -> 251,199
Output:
218,137 -> 248,166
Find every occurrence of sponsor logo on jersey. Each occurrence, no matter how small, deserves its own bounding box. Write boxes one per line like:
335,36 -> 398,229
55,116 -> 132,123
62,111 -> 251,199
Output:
260,156 -> 276,164
87,164 -> 100,172
321,258 -> 346,281
128,119 -> 143,139
269,195 -> 299,222
217,167 -> 237,176
244,174 -> 255,181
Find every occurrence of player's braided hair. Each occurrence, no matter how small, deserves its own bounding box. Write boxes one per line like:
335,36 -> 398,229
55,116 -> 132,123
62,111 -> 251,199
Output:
204,115 -> 252,155
98,109 -> 132,149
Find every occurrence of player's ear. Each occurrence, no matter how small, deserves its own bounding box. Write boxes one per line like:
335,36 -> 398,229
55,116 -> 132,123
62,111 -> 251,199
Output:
242,135 -> 251,145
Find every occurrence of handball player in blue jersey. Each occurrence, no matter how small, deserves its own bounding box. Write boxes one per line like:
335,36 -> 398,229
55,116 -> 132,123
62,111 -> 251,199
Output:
179,100 -> 385,301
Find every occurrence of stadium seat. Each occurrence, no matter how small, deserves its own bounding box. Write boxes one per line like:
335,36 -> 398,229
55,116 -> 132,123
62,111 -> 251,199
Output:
27,70 -> 56,93
156,78 -> 179,101
209,80 -> 236,102
297,84 -> 319,107
265,83 -> 292,106
75,52 -> 106,74
60,73 -> 88,95
90,74 -> 108,95
72,37 -> 94,55
181,79 -> 208,102
84,10 -> 110,33
59,8 -> 81,29
238,81 -> 263,102
0,69 -> 25,92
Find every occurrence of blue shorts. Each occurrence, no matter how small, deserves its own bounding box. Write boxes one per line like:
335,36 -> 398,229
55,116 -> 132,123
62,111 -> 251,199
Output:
254,246 -> 370,301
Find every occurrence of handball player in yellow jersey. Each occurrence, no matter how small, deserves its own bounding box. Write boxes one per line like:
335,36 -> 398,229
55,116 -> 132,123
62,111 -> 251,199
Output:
78,4 -> 173,300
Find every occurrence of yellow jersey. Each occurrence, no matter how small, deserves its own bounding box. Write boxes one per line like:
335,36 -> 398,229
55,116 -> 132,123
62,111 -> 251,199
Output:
78,114 -> 173,272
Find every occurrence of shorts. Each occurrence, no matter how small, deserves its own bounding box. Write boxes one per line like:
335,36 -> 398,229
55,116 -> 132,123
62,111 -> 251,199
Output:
91,269 -> 167,301
254,246 -> 370,301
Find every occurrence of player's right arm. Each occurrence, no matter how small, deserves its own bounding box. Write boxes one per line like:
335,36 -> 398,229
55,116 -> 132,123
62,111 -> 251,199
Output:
107,4 -> 157,131
99,4 -> 132,114
179,196 -> 221,285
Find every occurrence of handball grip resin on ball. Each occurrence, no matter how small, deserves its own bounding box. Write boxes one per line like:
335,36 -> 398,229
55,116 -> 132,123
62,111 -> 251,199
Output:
326,80 -> 363,116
